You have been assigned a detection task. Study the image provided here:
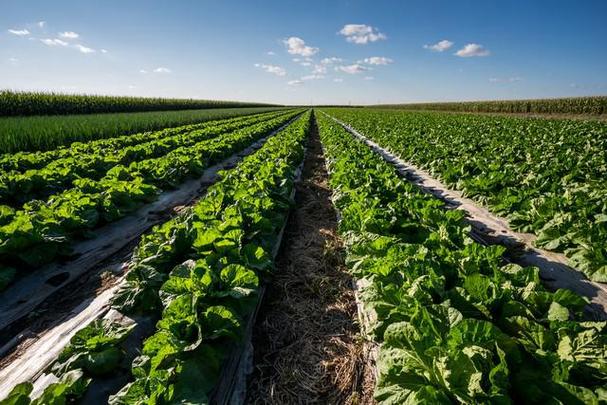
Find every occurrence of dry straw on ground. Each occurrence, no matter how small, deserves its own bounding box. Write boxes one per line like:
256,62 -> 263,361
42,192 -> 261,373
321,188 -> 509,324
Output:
246,122 -> 375,404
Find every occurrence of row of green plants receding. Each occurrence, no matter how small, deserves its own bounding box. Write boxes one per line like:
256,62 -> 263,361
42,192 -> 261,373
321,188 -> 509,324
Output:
326,108 -> 607,283
0,110 -> 291,207
318,112 -> 606,404
0,109 -> 289,172
0,106 -> 283,154
0,111 -> 311,404
0,90 -> 277,117
372,96 -> 607,115
0,110 -> 302,292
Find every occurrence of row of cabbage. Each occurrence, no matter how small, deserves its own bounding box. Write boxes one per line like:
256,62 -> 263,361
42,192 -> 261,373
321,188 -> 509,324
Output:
0,110 -> 280,172
0,109 -> 291,205
0,110 -> 302,291
0,111 -> 311,404
317,112 -> 606,404
0,107 -> 284,154
324,108 -> 607,283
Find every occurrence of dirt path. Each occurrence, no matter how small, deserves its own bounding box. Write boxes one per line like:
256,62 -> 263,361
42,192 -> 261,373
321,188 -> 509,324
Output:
246,116 -> 375,404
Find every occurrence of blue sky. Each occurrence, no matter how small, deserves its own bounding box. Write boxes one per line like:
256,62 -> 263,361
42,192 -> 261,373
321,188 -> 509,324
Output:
1,0 -> 606,104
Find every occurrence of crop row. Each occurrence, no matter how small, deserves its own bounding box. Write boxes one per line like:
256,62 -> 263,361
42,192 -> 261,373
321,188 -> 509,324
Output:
0,90 -> 277,117
324,108 -> 607,283
0,111 -> 311,404
0,109 -> 292,207
0,110 -> 302,291
317,112 -> 606,404
0,109 -> 289,173
373,96 -> 607,115
0,106 -> 284,154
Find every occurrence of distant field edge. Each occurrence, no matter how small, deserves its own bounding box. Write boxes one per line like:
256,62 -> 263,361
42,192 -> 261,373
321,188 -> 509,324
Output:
0,90 -> 280,117
369,96 -> 607,115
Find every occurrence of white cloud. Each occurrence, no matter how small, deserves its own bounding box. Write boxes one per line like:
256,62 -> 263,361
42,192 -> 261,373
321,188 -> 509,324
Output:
128,85 -> 136,89
139,69 -> 148,74
321,57 -> 343,65
100,49 -> 108,53
333,78 -> 344,83
40,38 -> 69,46
336,64 -> 369,74
361,56 -> 393,65
39,36 -> 97,55
339,24 -> 386,44
423,40 -> 454,52
59,31 -> 79,39
455,43 -> 490,57
37,21 -> 46,28
364,76 -> 375,80
300,61 -> 312,67
312,64 -> 327,74
254,63 -> 286,76
301,74 -> 324,81
74,44 -> 95,53
283,37 -> 319,57
266,51 -> 275,56
8,29 -> 30,36
8,57 -> 19,64
287,79 -> 303,86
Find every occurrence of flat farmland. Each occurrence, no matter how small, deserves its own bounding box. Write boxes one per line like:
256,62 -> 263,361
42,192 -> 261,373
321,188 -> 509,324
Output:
2,1 -> 606,402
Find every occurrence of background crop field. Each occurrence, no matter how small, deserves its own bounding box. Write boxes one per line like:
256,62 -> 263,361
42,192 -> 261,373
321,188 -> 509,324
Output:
0,106 -> 285,153
0,90 -> 276,117
372,96 -> 607,115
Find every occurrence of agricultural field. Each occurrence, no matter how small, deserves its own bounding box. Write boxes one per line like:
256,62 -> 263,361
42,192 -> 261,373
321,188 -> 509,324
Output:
373,96 -> 607,115
316,111 -> 607,403
324,109 -> 607,282
0,107 -> 286,154
0,92 -> 605,404
0,105 -> 308,402
4,0 -> 607,400
0,109 -> 301,290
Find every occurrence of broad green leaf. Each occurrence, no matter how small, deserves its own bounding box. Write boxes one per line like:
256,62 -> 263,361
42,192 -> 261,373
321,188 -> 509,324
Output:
0,382 -> 33,405
547,301 -> 570,321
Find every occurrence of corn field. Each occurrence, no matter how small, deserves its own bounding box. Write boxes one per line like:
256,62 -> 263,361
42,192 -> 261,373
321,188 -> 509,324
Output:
0,90 -> 276,117
373,96 -> 607,115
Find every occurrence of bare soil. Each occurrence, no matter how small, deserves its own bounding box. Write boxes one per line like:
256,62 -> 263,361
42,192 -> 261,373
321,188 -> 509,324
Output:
246,116 -> 376,404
